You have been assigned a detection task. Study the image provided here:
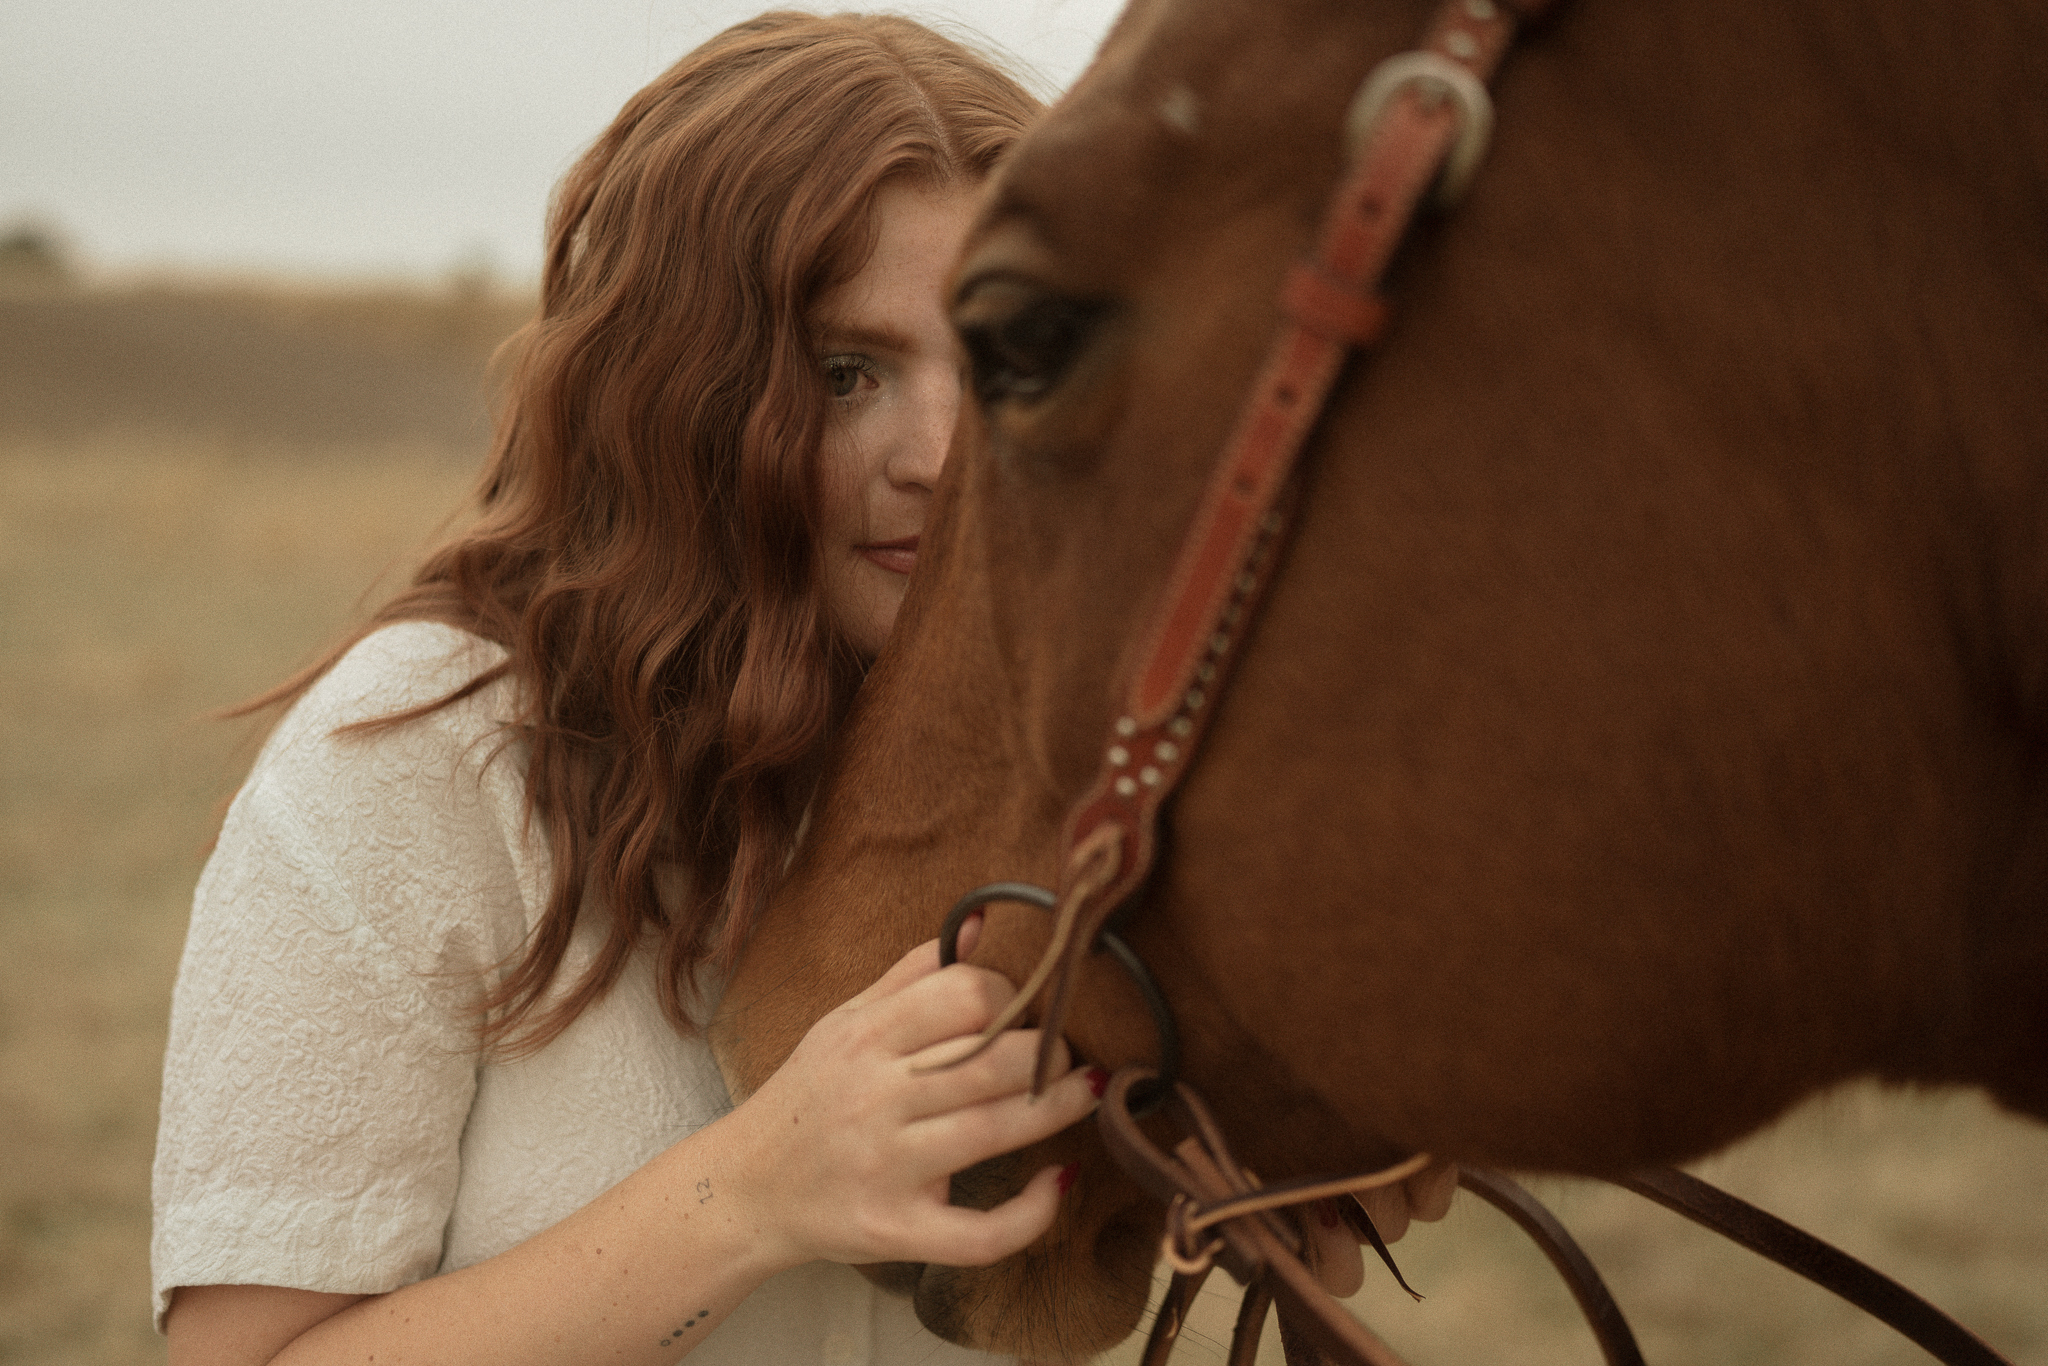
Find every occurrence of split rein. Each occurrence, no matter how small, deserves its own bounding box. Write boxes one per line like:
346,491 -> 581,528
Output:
927,0 -> 2016,1362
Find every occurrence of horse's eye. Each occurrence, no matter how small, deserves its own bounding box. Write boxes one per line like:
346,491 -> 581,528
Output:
955,282 -> 1105,406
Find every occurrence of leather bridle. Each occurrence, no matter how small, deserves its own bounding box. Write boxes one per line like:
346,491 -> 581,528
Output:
935,0 -> 2018,1362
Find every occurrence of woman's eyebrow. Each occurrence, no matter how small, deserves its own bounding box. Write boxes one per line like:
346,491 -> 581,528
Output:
815,322 -> 917,353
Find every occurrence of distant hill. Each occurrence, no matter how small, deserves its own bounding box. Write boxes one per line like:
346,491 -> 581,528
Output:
0,282 -> 535,452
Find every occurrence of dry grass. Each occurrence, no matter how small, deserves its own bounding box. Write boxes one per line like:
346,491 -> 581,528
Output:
0,427 -> 479,1365
0,278 -> 504,1363
2,286 -> 2045,1365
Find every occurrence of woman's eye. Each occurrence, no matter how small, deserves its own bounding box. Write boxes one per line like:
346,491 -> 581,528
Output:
822,356 -> 871,399
955,286 -> 1106,407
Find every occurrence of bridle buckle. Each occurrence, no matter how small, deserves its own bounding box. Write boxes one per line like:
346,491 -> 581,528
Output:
1344,51 -> 1497,206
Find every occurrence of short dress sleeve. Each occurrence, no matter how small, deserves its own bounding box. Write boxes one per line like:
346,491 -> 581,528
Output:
151,622 -> 534,1327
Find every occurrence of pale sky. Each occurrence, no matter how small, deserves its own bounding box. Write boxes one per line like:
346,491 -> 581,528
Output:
0,1 -> 1125,283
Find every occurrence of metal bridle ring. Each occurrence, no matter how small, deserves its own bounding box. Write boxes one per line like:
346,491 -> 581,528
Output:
937,882 -> 1056,966
938,881 -> 1182,1117
1344,50 -> 1496,206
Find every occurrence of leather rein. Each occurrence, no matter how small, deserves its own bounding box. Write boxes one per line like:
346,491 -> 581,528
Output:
938,0 -> 2016,1362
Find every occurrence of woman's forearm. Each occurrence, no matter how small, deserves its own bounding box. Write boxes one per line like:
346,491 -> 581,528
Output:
173,1107 -> 797,1366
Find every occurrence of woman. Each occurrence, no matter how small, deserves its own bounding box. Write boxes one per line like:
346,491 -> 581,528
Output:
151,14 -> 1101,1364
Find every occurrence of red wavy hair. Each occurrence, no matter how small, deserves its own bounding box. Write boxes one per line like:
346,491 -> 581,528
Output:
255,12 -> 1039,1054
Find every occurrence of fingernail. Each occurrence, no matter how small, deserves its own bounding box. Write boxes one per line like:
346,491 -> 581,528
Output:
1318,1200 -> 1341,1229
1086,1067 -> 1110,1098
957,909 -> 984,957
1057,1162 -> 1080,1195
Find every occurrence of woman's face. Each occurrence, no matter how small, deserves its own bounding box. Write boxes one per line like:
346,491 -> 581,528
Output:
810,179 -> 981,660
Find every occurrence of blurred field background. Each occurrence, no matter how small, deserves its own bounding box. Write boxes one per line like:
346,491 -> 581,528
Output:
0,242 -> 517,1363
2,242 -> 2045,1365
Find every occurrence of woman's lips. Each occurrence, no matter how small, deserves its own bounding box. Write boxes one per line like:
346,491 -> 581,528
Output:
858,536 -> 918,575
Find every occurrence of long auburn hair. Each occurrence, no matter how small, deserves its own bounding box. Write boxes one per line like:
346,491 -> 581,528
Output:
253,12 -> 1039,1054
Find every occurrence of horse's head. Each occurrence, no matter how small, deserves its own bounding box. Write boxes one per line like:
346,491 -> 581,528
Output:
714,0 -> 2048,1356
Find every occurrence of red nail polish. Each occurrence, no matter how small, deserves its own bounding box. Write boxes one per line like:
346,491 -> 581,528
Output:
1057,1163 -> 1080,1195
1087,1067 -> 1110,1098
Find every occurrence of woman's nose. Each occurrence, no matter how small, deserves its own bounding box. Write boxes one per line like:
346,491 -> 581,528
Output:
886,367 -> 958,490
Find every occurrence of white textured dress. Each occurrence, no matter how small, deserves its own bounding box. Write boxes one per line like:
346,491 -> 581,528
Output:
152,621 -> 1007,1365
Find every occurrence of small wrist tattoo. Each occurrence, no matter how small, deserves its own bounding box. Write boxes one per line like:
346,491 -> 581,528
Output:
658,1310 -> 713,1348
696,1177 -> 714,1204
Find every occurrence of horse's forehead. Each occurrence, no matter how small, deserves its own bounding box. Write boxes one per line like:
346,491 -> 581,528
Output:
976,0 -> 1396,269
968,96 -> 1232,276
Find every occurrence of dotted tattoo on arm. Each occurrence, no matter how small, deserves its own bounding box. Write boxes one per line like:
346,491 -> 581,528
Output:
658,1310 -> 712,1348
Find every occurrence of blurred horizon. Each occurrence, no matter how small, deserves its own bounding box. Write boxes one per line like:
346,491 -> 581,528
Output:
0,0 -> 1123,287
0,217 -> 535,292
0,219 -> 538,296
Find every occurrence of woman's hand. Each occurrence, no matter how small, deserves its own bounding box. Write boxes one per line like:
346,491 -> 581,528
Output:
731,931 -> 1102,1272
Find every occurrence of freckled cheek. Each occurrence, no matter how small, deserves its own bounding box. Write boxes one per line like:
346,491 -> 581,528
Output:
816,482 -> 866,549
815,429 -> 868,513
835,434 -> 898,530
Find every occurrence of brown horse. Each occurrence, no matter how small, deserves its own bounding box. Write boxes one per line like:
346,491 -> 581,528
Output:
709,0 -> 2048,1357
